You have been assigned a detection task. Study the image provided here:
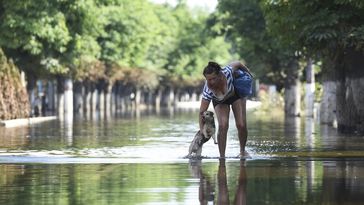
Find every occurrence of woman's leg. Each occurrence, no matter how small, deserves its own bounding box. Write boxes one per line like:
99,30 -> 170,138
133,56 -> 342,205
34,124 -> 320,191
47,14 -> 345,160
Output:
232,98 -> 248,157
217,159 -> 229,204
214,104 -> 230,158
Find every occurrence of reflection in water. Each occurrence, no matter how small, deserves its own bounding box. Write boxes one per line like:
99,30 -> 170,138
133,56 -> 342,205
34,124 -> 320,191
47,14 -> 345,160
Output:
189,159 -> 215,204
217,159 -> 247,205
304,117 -> 318,190
217,160 -> 229,204
284,116 -> 301,147
0,126 -> 29,148
2,109 -> 364,204
189,159 -> 247,205
2,160 -> 364,204
304,117 -> 315,148
233,160 -> 247,205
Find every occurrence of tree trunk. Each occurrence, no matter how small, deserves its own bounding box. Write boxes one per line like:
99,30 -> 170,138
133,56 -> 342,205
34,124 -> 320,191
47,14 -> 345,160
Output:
155,88 -> 162,112
284,59 -> 301,116
192,91 -> 198,101
26,76 -> 36,116
349,77 -> 364,134
147,90 -> 153,109
320,81 -> 336,125
91,83 -> 97,113
167,87 -> 175,108
64,78 -> 73,114
47,80 -> 56,113
336,49 -> 364,134
112,83 -> 118,113
98,90 -> 104,112
305,58 -> 315,117
175,89 -> 181,105
96,80 -> 105,113
73,81 -> 83,114
56,76 -> 64,116
135,86 -> 141,110
104,83 -> 112,118
320,57 -> 337,125
83,81 -> 91,114
336,78 -> 357,132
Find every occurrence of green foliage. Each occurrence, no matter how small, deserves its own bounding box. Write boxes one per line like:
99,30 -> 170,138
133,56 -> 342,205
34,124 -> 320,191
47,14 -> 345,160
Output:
98,0 -> 162,68
144,4 -> 180,70
162,2 -> 235,87
72,57 -> 105,82
0,0 -> 72,76
0,0 -> 105,77
213,0 -> 296,88
0,0 -> 235,89
262,0 -> 364,54
63,0 -> 103,58
0,0 -> 71,55
40,57 -> 69,75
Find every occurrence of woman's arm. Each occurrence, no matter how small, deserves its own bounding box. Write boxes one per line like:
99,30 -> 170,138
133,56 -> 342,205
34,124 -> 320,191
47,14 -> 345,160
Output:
199,99 -> 210,131
229,61 -> 253,77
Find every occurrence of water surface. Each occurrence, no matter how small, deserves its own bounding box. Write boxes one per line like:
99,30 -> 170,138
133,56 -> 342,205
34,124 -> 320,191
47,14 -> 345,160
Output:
1,108 -> 364,204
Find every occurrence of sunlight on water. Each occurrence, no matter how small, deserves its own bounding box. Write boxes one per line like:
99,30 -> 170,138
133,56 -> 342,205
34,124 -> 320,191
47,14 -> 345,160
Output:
0,139 -> 251,164
1,109 -> 364,164
0,109 -> 258,163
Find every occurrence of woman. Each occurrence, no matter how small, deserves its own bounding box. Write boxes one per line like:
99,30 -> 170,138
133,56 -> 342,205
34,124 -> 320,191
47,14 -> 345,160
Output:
199,61 -> 253,159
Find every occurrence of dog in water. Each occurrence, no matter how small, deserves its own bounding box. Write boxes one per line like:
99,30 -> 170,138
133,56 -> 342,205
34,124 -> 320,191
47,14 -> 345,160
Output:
186,111 -> 217,158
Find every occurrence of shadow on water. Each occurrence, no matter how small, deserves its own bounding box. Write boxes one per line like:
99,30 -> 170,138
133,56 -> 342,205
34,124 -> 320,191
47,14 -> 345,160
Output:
1,108 -> 364,204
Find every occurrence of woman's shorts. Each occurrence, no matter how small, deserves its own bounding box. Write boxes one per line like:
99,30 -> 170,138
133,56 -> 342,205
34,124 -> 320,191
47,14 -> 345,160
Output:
212,92 -> 240,107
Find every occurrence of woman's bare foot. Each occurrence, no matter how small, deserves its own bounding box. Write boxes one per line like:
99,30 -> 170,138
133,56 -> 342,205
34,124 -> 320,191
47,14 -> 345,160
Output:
238,151 -> 251,159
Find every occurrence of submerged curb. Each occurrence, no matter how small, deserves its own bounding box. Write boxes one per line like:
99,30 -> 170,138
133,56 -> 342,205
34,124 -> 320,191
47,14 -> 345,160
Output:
0,116 -> 57,128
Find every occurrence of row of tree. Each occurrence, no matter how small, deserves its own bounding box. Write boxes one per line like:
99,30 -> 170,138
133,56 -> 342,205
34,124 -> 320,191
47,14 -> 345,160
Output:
0,0 -> 234,117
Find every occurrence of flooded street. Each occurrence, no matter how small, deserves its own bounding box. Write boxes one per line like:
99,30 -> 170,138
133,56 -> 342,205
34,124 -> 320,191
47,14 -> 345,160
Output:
1,108 -> 364,204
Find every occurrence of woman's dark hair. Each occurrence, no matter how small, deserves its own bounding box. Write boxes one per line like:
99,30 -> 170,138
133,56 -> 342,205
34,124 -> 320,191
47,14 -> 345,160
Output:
203,61 -> 221,76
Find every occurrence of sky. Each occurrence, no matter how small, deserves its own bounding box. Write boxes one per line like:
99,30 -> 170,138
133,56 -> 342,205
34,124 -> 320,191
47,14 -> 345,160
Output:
150,0 -> 218,12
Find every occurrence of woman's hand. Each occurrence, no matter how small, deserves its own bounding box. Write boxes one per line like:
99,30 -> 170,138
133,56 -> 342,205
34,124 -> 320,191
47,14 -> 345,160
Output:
199,99 -> 210,131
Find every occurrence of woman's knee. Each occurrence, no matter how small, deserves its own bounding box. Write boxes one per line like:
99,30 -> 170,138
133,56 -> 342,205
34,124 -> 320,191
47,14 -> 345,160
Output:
236,122 -> 247,132
218,123 -> 229,133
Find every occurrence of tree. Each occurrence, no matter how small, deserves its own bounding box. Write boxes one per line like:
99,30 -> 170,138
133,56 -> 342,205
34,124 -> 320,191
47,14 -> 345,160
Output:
0,0 -> 71,76
262,0 -> 364,133
0,0 -> 107,115
162,2 -> 234,88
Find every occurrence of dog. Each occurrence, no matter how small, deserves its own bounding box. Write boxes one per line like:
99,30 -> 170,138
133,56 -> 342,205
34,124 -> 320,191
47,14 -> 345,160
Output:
186,111 -> 217,158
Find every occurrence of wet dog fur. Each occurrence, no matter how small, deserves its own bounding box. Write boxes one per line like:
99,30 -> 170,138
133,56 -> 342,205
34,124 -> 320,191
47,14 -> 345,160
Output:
186,111 -> 216,158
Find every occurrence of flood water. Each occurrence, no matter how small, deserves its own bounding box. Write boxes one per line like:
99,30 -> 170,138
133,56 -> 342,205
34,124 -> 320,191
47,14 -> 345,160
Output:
1,108 -> 364,204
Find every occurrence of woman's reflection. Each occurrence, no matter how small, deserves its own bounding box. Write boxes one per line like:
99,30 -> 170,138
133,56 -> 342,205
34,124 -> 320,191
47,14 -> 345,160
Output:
233,160 -> 247,205
218,159 -> 229,204
218,159 -> 247,205
189,159 -> 247,205
189,159 -> 215,204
